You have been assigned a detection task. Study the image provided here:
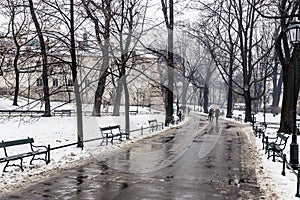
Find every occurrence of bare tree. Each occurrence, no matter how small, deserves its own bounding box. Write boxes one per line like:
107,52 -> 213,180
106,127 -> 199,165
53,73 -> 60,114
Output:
32,0 -> 85,146
82,0 -> 112,117
28,0 -> 51,116
109,0 -> 148,133
273,1 -> 300,133
193,0 -> 275,122
161,0 -> 174,125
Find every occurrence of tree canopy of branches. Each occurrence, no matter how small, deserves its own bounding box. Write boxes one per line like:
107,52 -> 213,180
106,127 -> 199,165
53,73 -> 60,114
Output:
191,0 -> 275,122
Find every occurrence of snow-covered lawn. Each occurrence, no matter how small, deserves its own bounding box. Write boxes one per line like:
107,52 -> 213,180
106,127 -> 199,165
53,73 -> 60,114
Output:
0,96 -> 178,194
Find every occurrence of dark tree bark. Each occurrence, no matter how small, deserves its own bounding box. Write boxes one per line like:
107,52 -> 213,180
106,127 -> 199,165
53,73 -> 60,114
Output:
12,51 -> 20,106
203,84 -> 209,113
28,0 -> 51,117
161,0 -> 174,125
275,1 -> 300,133
10,3 -> 20,106
278,44 -> 300,133
226,71 -> 233,118
70,0 -> 83,148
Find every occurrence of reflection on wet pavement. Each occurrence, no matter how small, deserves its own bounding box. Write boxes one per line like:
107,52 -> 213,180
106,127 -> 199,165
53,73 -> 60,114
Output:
1,115 -> 264,200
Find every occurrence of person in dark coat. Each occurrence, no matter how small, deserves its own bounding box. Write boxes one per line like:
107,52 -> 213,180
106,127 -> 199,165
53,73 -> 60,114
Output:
215,108 -> 220,123
178,110 -> 182,122
208,108 -> 214,122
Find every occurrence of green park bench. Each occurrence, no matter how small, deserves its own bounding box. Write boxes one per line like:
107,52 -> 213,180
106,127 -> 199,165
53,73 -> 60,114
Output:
99,125 -> 129,145
0,138 -> 50,172
265,132 -> 289,162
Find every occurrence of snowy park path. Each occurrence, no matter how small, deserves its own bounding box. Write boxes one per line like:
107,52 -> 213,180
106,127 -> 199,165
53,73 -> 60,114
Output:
0,115 -> 265,200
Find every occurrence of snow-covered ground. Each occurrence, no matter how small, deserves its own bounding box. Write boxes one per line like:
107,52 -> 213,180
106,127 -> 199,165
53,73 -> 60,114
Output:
232,110 -> 300,200
0,96 -> 175,194
0,95 -> 299,199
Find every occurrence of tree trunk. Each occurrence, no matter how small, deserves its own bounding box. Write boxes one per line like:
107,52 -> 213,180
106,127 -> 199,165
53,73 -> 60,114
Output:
203,84 -> 209,113
226,64 -> 233,118
28,0 -> 51,117
279,44 -> 300,133
88,0 -> 111,117
74,79 -> 83,147
161,0 -> 174,126
70,0 -> 83,148
92,75 -> 106,116
181,78 -> 188,113
244,90 -> 252,122
112,78 -> 123,116
123,75 -> 130,136
272,65 -> 283,108
13,50 -> 20,106
226,85 -> 233,118
11,7 -> 20,107
165,34 -> 174,124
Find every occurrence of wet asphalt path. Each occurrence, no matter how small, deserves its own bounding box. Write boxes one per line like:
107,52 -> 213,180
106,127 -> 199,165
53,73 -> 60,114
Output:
1,114 -> 264,199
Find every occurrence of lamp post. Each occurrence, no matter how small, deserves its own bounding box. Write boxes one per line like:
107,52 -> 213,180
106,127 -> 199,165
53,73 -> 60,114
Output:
287,18 -> 300,169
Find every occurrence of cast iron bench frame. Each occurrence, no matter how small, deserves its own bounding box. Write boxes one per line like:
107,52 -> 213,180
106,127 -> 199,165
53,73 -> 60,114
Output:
266,132 -> 289,162
99,125 -> 129,145
253,122 -> 267,138
148,119 -> 158,132
0,137 -> 50,172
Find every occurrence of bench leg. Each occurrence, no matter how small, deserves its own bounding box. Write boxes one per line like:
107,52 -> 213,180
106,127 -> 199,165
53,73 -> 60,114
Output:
3,161 -> 9,172
3,159 -> 24,172
20,158 -> 24,171
111,136 -> 114,144
30,155 -> 36,165
30,153 -> 49,165
265,137 -> 269,154
47,144 -> 51,164
273,150 -> 275,162
282,154 -> 286,176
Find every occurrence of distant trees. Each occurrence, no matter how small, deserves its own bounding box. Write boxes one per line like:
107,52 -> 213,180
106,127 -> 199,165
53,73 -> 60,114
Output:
4,0 -> 300,139
192,0 -> 275,122
6,0 -> 27,107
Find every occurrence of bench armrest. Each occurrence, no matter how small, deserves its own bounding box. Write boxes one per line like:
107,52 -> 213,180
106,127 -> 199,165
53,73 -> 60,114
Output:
266,136 -> 277,141
31,144 -> 48,152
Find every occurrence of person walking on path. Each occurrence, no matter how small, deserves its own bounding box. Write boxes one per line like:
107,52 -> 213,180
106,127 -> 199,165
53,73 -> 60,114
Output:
208,108 -> 214,122
215,108 -> 220,123
178,110 -> 182,122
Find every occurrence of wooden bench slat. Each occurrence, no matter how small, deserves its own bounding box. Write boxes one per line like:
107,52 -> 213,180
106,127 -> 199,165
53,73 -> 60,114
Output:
0,138 -> 34,148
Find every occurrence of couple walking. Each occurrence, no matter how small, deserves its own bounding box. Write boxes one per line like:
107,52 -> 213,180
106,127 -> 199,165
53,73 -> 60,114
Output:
208,108 -> 220,122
